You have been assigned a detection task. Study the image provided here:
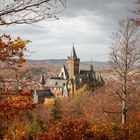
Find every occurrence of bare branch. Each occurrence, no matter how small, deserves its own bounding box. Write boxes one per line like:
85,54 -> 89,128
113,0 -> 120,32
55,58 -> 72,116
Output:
0,0 -> 66,25
109,20 -> 140,125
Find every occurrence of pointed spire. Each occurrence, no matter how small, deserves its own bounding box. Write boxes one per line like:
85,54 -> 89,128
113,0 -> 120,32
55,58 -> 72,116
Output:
71,44 -> 77,58
40,73 -> 46,86
90,57 -> 93,72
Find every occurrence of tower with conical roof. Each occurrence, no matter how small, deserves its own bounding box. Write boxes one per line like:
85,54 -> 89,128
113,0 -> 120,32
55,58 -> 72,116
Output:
89,61 -> 94,91
40,73 -> 46,88
90,64 -> 93,72
90,58 -> 94,72
67,45 -> 80,79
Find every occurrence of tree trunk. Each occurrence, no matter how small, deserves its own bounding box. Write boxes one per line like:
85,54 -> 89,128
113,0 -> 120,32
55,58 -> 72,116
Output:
122,90 -> 127,125
122,99 -> 127,125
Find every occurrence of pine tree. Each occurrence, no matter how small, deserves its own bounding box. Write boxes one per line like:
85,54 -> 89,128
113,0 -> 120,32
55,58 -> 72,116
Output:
50,99 -> 62,121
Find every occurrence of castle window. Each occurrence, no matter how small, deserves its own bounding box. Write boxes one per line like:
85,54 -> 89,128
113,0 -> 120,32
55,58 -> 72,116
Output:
61,72 -> 64,77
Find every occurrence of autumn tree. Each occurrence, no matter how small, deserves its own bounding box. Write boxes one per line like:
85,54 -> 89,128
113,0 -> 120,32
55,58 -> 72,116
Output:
0,0 -> 66,138
0,34 -> 29,68
0,35 -> 35,138
39,117 -> 140,140
109,20 -> 140,125
0,0 -> 66,26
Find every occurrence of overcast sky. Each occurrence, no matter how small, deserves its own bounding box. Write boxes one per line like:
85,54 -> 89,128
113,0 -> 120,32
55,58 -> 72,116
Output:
1,0 -> 137,61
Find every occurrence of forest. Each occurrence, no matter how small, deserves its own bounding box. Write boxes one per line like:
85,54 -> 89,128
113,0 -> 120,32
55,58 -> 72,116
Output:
0,0 -> 140,139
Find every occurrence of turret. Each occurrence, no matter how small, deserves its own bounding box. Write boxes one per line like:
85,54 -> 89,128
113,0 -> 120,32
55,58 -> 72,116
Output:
90,57 -> 94,72
40,73 -> 46,87
67,45 -> 80,79
71,46 -> 77,58
90,63 -> 93,72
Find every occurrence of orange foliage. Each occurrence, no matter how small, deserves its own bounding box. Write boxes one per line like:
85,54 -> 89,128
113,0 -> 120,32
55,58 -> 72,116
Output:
44,99 -> 54,108
0,34 -> 33,120
0,34 -> 29,67
39,118 -> 140,140
39,118 -> 91,140
0,89 -> 35,122
0,34 -> 34,138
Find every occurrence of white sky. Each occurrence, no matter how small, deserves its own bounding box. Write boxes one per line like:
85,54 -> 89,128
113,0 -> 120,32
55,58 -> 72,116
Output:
1,0 -> 137,61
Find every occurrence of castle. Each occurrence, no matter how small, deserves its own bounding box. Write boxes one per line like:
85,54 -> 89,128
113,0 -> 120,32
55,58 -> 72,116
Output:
34,46 -> 104,103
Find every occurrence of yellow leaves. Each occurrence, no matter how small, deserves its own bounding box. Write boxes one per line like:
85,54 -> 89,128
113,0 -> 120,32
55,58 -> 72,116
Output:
44,99 -> 54,108
0,39 -> 6,47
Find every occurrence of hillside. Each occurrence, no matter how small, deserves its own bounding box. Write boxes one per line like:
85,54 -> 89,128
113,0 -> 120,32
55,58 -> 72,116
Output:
0,59 -> 110,79
26,59 -> 109,70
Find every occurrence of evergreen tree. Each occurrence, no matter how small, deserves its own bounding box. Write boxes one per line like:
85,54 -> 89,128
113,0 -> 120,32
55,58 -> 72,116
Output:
50,99 -> 62,121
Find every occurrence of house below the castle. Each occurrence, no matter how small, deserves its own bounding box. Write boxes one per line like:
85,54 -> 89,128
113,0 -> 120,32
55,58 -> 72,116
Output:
33,89 -> 54,104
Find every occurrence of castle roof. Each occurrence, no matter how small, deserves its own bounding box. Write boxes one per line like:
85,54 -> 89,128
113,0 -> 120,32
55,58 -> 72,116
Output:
46,79 -> 67,88
71,46 -> 77,58
80,70 -> 104,85
58,65 -> 69,80
35,89 -> 53,97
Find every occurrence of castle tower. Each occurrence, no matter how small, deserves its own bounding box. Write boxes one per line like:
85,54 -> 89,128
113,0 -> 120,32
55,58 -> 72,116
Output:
40,73 -> 46,88
67,46 -> 80,79
89,62 -> 94,91
90,63 -> 93,72
90,57 -> 93,72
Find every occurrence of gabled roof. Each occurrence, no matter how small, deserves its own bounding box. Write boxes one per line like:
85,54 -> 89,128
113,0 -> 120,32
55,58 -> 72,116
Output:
58,65 -> 69,80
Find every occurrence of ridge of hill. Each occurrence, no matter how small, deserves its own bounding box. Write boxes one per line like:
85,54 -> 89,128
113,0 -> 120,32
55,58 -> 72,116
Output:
26,59 -> 109,70
0,59 -> 110,79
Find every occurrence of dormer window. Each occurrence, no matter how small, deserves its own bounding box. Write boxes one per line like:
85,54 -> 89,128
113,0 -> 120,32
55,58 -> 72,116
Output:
61,72 -> 64,79
61,72 -> 64,76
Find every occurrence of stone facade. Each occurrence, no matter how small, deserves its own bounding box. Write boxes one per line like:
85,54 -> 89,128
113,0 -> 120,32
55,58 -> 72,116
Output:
33,46 -> 105,103
44,46 -> 104,96
68,46 -> 80,79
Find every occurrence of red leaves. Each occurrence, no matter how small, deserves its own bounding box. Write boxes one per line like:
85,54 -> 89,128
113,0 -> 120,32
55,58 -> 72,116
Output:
39,118 -> 140,140
40,118 -> 90,140
0,34 -> 34,138
0,34 -> 29,67
0,88 -> 35,122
